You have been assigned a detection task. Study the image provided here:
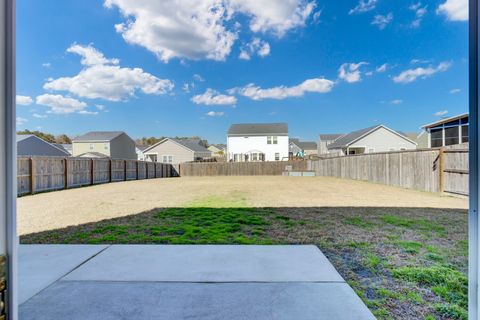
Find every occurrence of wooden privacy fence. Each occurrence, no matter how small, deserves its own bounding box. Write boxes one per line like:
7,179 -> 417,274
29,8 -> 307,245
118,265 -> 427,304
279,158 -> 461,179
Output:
17,157 -> 175,196
308,148 -> 469,194
179,160 -> 308,176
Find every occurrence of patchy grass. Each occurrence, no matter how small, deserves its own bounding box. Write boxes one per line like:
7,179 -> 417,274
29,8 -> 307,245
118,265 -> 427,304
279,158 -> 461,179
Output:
21,202 -> 468,320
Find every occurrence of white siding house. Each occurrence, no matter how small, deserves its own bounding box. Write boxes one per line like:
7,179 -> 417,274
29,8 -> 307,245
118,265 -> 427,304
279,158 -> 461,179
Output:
227,123 -> 289,162
326,125 -> 417,156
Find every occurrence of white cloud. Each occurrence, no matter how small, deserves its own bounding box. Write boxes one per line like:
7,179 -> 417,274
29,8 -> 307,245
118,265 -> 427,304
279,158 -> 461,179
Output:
410,58 -> 431,65
349,0 -> 377,15
409,3 -> 427,28
16,117 -> 28,126
191,89 -> 237,105
182,83 -> 191,93
44,44 -> 173,101
232,77 -> 334,101
206,111 -> 225,117
239,38 -> 270,60
450,88 -> 461,94
78,110 -> 99,115
32,113 -> 48,119
67,43 -> 119,66
338,62 -> 368,83
390,99 -> 403,105
376,63 -> 388,73
434,110 -> 448,116
437,0 -> 468,21
193,74 -> 205,82
36,94 -> 88,114
42,62 -> 51,68
16,95 -> 33,106
104,0 -> 314,62
95,104 -> 106,110
371,13 -> 393,30
393,62 -> 451,84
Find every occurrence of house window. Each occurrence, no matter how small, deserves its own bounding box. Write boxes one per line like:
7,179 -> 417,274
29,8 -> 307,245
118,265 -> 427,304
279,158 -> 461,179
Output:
150,155 -> 157,162
90,144 -> 94,150
275,153 -> 280,161
462,125 -> 469,143
252,153 -> 258,161
445,126 -> 459,146
368,148 -> 375,153
267,136 -> 278,144
430,128 -> 443,148
104,143 -> 109,150
162,155 -> 173,163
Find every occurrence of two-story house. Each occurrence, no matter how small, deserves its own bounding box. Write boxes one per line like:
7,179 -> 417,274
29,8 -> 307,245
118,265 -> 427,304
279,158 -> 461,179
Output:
227,123 -> 289,162
72,131 -> 137,160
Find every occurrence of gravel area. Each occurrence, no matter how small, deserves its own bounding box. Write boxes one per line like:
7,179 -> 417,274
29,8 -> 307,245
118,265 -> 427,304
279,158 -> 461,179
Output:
18,176 -> 467,235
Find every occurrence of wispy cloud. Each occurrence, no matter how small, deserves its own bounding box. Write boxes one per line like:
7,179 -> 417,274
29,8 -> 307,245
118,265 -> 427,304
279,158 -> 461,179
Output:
191,89 -> 237,106
449,88 -> 461,94
16,117 -> 28,126
434,110 -> 448,116
32,113 -> 48,119
371,13 -> 393,30
338,62 -> 368,83
376,63 -> 388,73
36,93 -> 88,114
231,77 -> 334,101
349,0 -> 377,15
390,99 -> 403,105
239,38 -> 270,60
393,62 -> 451,84
206,111 -> 225,117
16,95 -> 33,106
409,3 -> 428,28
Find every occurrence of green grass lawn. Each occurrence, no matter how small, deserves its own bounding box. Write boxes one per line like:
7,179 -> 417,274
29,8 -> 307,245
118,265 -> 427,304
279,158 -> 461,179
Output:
21,195 -> 468,320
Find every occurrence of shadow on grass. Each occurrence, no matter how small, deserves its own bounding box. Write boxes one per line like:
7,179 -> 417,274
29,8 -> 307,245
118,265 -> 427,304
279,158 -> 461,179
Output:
21,206 -> 468,320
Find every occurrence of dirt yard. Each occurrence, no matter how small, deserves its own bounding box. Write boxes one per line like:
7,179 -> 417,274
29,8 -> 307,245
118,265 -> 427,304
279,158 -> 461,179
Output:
18,176 -> 467,235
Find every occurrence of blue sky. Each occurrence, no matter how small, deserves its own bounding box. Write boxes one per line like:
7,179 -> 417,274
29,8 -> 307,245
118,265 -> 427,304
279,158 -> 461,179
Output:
16,0 -> 468,143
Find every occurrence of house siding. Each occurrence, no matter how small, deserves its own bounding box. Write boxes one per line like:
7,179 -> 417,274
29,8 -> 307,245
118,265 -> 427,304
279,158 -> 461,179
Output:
72,141 -> 111,157
110,133 -> 137,159
227,135 -> 289,161
349,127 -> 417,152
144,139 -> 195,164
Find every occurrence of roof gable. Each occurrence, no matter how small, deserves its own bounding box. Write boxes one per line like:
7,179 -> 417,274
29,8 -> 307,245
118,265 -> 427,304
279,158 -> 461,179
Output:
327,125 -> 416,149
73,131 -> 125,142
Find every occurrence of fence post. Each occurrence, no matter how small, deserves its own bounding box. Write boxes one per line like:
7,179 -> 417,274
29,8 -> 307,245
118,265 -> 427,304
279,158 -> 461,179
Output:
124,160 -> 127,181
90,159 -> 94,185
439,147 -> 445,193
64,158 -> 68,190
29,157 -> 34,195
136,161 -> 139,180
145,162 -> 148,179
108,159 -> 112,183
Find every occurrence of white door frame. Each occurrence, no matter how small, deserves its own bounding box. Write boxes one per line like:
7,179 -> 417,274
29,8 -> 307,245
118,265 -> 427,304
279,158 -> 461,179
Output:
471,1 -> 480,319
1,1 -> 479,319
2,0 -> 18,318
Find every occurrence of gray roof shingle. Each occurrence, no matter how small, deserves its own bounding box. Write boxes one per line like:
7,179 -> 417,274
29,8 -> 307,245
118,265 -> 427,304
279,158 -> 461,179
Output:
228,123 -> 288,136
172,139 -> 211,153
17,135 -> 70,157
319,134 -> 344,141
327,126 -> 380,149
73,131 -> 125,142
290,139 -> 317,150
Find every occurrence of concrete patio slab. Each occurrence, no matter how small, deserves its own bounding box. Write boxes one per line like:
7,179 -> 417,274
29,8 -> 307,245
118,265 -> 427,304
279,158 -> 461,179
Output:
63,244 -> 344,283
19,244 -> 108,304
20,282 -> 375,320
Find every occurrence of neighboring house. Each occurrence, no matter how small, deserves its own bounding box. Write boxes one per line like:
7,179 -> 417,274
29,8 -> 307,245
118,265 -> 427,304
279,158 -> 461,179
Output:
53,143 -> 72,155
143,138 -> 212,164
136,145 -> 148,161
422,113 -> 469,148
76,152 -> 109,158
405,132 -> 429,149
72,131 -> 137,160
326,125 -> 417,156
289,139 -> 318,157
227,123 -> 289,162
208,144 -> 227,158
318,134 -> 345,155
17,134 -> 70,157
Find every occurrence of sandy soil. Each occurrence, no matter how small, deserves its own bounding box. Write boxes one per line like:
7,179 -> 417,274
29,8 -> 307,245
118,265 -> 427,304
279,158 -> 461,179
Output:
17,176 -> 468,235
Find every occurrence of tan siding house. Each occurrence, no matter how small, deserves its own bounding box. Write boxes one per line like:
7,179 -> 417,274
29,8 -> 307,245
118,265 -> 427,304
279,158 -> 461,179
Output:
72,131 -> 137,159
143,138 -> 212,165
